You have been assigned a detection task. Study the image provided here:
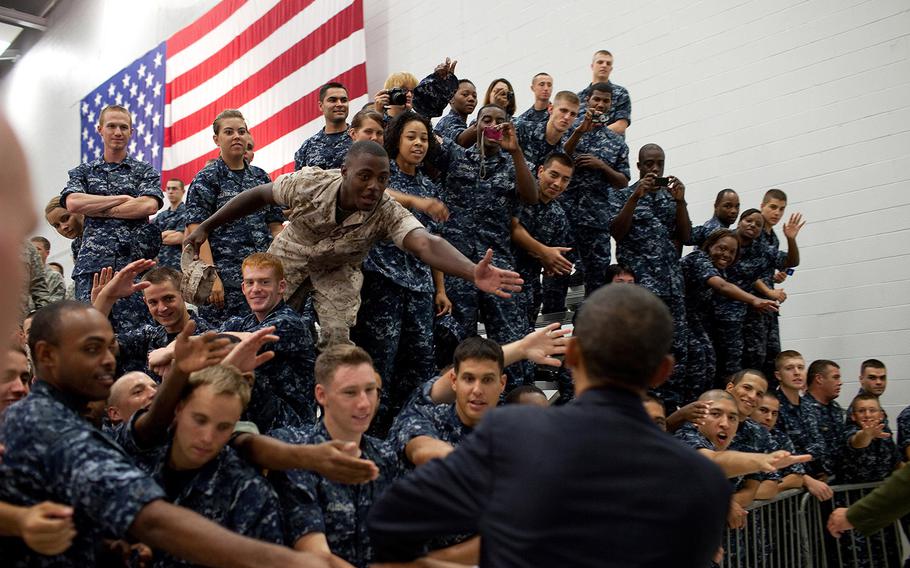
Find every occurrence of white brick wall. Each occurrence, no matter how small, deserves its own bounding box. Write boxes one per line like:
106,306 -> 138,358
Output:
2,0 -> 907,420
364,0 -> 910,419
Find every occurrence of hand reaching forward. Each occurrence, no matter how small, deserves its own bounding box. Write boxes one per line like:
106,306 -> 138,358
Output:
474,248 -> 523,298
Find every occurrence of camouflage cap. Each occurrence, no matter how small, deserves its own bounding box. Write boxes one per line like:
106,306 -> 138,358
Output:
180,246 -> 217,305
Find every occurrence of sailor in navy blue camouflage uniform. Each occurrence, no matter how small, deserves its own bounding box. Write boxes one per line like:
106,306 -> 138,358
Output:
186,110 -> 285,327
686,188 -> 739,248
434,79 -> 477,143
431,105 -> 540,389
269,345 -> 401,568
115,367 -> 285,566
515,90 -> 578,171
153,179 -> 188,270
294,82 -> 353,171
608,144 -> 689,408
802,360 -> 848,478
351,112 -> 444,436
61,105 -> 161,333
221,253 -> 316,432
558,85 -> 629,298
726,371 -> 782,488
516,72 -> 553,124
577,50 -> 631,136
374,58 -> 459,125
898,404 -> 910,461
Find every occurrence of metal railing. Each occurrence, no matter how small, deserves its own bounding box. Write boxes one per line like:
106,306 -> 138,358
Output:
722,483 -> 906,567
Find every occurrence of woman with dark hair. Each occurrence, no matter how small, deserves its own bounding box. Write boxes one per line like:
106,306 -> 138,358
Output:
350,111 -> 451,436
347,109 -> 385,145
483,78 -> 517,118
681,228 -> 778,404
710,209 -> 801,386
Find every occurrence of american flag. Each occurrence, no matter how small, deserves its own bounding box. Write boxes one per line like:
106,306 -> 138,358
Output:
80,0 -> 368,185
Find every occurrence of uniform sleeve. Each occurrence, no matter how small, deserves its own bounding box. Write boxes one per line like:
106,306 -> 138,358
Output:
227,461 -> 286,544
47,429 -> 165,539
606,187 -> 632,227
412,72 -> 458,119
687,224 -> 711,247
271,469 -> 326,544
26,245 -> 52,310
272,168 -> 331,210
847,465 -> 910,535
434,116 -> 466,142
613,139 -> 630,180
674,425 -> 714,451
611,85 -> 631,126
294,138 -> 311,171
134,162 -> 164,208
382,199 -> 426,248
45,269 -> 66,302
60,164 -> 88,208
185,171 -> 219,226
368,411 -> 495,561
694,252 -> 721,284
116,325 -> 154,370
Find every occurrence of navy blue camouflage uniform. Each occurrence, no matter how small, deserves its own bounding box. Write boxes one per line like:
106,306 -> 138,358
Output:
153,202 -> 187,269
61,157 -> 162,332
185,158 -> 284,326
411,72 -> 459,120
434,110 -> 468,141
711,236 -> 780,385
577,82 -> 632,132
607,181 -> 687,408
116,310 -> 215,379
559,123 -> 629,296
686,215 -> 726,248
774,391 -> 829,479
431,137 -> 534,389
351,161 -> 439,437
729,418 -> 782,483
516,106 -> 549,123
768,427 -> 807,477
115,409 -> 285,566
293,127 -> 353,171
680,249 -> 724,404
897,405 -> 910,460
0,381 -> 166,567
222,300 -> 316,432
742,228 -> 786,378
514,119 -> 569,171
269,422 -> 402,568
801,392 -> 847,479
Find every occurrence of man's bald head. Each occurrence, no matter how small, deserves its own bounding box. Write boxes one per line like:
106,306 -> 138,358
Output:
107,372 -> 157,425
574,285 -> 673,389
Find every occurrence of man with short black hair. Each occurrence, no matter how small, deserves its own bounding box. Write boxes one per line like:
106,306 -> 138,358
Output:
516,72 -> 553,123
369,285 -> 731,567
687,189 -> 740,247
802,359 -> 847,479
153,178 -> 187,269
186,140 -> 524,349
435,79 -> 477,143
577,50 -> 631,135
294,82 -> 353,171
858,358 -> 887,397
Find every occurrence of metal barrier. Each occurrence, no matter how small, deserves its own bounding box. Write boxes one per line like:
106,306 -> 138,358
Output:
721,483 -> 905,567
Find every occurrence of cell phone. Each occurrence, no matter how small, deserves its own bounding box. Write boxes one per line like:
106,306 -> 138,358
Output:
655,177 -> 670,187
482,126 -> 503,141
786,268 -> 795,276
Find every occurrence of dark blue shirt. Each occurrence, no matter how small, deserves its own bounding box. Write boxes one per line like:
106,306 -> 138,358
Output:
561,124 -> 630,229
713,237 -> 780,322
270,422 -> 402,568
516,106 -> 549,123
185,159 -> 284,288
293,127 -> 353,171
513,197 -> 574,279
117,311 -> 215,378
61,157 -> 164,277
680,249 -> 722,333
0,381 -> 166,567
688,216 -> 726,247
577,81 -> 632,128
434,110 -> 468,141
153,203 -> 187,269
839,422 -> 900,483
514,119 -> 569,171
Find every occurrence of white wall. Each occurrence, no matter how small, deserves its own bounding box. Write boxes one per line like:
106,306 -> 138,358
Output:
2,0 -> 908,417
364,0 -> 910,418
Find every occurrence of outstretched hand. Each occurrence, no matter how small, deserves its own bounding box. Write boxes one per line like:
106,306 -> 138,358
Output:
309,440 -> 380,484
519,322 -> 570,367
173,321 -> 233,375
93,259 -> 156,303
434,57 -> 457,78
782,212 -> 806,240
474,248 -> 523,298
763,450 -> 813,472
222,326 -> 280,374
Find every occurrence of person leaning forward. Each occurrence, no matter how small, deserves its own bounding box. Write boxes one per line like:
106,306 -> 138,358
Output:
185,140 -> 523,348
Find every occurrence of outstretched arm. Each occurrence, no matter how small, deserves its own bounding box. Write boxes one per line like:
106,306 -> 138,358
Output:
184,184 -> 276,257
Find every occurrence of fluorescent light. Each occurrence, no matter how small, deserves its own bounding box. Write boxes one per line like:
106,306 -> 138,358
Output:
0,21 -> 22,54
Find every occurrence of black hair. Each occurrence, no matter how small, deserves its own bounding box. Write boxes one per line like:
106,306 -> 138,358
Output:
383,111 -> 439,162
483,78 -> 516,116
505,384 -> 546,405
575,285 -> 673,388
541,151 -> 574,171
319,82 -> 348,102
730,368 -> 767,386
28,300 -> 91,355
604,264 -> 636,282
808,359 -> 839,386
453,336 -> 504,373
714,188 -> 737,206
739,208 -> 763,222
860,359 -> 886,373
589,82 -> 613,98
700,229 -> 741,264
344,140 -> 389,167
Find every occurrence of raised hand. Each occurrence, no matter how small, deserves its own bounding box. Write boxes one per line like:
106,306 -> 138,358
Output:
173,321 -> 233,375
222,326 -> 280,374
97,259 -> 156,302
667,176 -> 686,202
474,248 -> 523,298
518,322 -> 570,367
782,212 -> 806,239
498,123 -> 519,153
434,57 -> 457,78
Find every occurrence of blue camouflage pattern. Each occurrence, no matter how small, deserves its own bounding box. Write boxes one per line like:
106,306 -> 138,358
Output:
768,427 -> 807,476
897,405 -> 910,460
185,158 -> 283,325
774,391 -> 829,479
801,393 -> 847,478
433,110 -> 468,141
687,215 -> 726,247
293,128 -> 352,171
561,123 -> 630,230
412,72 -> 459,119
838,423 -> 900,483
729,418 -> 782,481
514,119 -> 569,171
681,249 -> 723,402
269,422 -> 402,568
513,197 -> 574,326
116,310 -> 215,379
674,422 -> 716,451
153,202 -> 187,269
0,381 -> 165,567
350,270 -> 435,438
222,301 -> 316,432
516,106 -> 549,123
577,81 -> 632,128
115,412 -> 284,566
